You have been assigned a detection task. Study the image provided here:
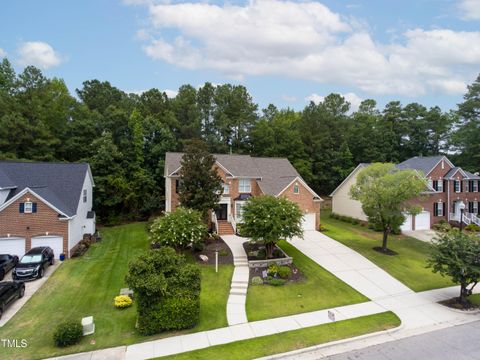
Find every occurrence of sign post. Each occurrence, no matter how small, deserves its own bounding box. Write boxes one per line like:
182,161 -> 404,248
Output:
215,250 -> 218,273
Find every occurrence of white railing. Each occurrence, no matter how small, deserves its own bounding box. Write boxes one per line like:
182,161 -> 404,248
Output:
228,214 -> 237,234
471,213 -> 480,226
212,212 -> 219,234
463,213 -> 471,225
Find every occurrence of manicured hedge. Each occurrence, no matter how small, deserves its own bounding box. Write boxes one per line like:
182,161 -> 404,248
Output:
125,247 -> 201,335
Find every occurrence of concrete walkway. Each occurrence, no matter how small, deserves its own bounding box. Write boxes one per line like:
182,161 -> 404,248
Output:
221,234 -> 249,325
403,229 -> 437,243
289,231 -> 480,334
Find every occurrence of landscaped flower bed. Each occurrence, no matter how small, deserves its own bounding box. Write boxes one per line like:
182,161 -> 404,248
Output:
243,241 -> 293,268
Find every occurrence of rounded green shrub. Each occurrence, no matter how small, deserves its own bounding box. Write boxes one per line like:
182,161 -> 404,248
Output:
251,276 -> 263,285
53,320 -> 83,347
277,266 -> 292,279
267,263 -> 280,276
268,278 -> 286,286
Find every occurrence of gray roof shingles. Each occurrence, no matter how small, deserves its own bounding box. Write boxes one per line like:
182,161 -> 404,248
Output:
0,161 -> 89,217
395,155 -> 445,175
165,152 -> 317,197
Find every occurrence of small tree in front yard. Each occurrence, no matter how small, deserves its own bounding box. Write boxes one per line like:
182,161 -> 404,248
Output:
428,230 -> 480,306
179,139 -> 223,221
350,163 -> 426,253
241,195 -> 303,259
149,207 -> 207,250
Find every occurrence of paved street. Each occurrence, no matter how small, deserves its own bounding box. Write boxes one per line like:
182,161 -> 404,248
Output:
326,320 -> 480,360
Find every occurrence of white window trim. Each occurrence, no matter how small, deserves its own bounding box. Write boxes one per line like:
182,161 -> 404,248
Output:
437,180 -> 443,192
24,201 -> 33,213
235,201 -> 245,222
222,183 -> 230,195
454,180 -> 460,193
238,179 -> 251,193
437,202 -> 443,216
473,201 -> 478,214
293,183 -> 300,194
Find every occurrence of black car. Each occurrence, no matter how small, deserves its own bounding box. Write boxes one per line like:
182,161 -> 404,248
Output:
0,281 -> 25,319
12,247 -> 54,281
0,255 -> 19,281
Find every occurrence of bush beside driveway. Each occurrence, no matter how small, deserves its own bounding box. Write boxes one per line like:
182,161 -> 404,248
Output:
0,223 -> 233,360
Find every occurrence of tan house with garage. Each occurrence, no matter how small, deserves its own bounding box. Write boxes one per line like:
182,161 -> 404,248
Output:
331,155 -> 480,231
164,153 -> 322,234
0,161 -> 95,258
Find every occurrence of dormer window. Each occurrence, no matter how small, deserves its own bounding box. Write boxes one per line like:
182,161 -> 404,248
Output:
293,184 -> 299,194
24,201 -> 33,213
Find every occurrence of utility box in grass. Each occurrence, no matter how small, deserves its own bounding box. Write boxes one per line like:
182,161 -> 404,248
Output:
81,316 -> 95,336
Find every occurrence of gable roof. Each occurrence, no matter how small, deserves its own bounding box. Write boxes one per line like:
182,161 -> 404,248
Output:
165,152 -> 321,198
395,155 -> 452,175
0,161 -> 91,217
330,163 -> 370,196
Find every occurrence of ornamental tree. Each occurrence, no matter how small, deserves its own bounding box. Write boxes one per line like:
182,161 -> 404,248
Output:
149,207 -> 207,250
428,231 -> 480,305
178,139 -> 223,221
241,195 -> 303,258
350,163 -> 426,253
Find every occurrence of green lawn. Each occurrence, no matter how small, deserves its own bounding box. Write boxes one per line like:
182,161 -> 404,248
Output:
0,223 -> 233,360
246,240 -> 368,321
321,212 -> 453,292
470,294 -> 480,307
160,311 -> 401,360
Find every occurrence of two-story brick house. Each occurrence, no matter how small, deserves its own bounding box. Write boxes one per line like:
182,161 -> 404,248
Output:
331,155 -> 480,231
0,161 -> 95,258
164,153 -> 322,234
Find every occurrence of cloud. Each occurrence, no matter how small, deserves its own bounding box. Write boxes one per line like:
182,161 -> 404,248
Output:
17,41 -> 62,69
130,0 -> 480,97
0,48 -> 6,57
306,92 -> 363,112
458,0 -> 480,20
281,95 -> 297,103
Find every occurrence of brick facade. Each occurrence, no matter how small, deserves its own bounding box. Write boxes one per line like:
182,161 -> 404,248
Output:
0,191 -> 69,255
169,167 -> 320,229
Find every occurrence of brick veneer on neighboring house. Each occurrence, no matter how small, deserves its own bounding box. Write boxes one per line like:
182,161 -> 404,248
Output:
0,191 -> 68,254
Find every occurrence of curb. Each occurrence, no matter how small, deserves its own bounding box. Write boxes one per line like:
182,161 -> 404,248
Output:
255,321 -> 404,360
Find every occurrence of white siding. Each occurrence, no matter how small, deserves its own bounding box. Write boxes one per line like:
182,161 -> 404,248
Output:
331,169 -> 368,221
68,171 -> 94,256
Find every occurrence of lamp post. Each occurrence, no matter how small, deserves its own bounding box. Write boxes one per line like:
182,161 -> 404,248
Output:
459,201 -> 466,232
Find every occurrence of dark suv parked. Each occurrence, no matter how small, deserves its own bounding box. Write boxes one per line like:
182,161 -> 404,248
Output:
0,281 -> 25,319
0,255 -> 19,281
12,247 -> 54,281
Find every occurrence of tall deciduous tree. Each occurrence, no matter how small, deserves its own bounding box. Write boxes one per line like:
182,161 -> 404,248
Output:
178,140 -> 223,220
241,195 -> 303,259
350,163 -> 426,253
428,231 -> 480,305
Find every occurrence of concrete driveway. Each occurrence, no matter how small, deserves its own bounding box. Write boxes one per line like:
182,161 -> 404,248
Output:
0,261 -> 61,327
403,229 -> 438,243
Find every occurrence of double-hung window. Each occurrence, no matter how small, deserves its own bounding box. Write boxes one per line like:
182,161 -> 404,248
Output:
222,183 -> 230,195
454,180 -> 461,193
24,201 -> 33,213
434,202 -> 444,217
436,180 -> 443,192
238,179 -> 251,193
472,181 -> 478,193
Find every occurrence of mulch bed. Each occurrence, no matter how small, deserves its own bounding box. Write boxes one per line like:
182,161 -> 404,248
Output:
243,242 -> 287,261
439,297 -> 479,311
194,237 -> 233,265
249,263 -> 305,284
373,246 -> 398,256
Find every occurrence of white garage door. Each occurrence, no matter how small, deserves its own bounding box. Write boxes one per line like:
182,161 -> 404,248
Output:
31,236 -> 63,259
302,213 -> 316,231
0,237 -> 26,258
415,211 -> 430,230
400,214 -> 412,232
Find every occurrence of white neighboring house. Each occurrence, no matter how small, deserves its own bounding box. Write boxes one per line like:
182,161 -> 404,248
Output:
0,161 -> 95,258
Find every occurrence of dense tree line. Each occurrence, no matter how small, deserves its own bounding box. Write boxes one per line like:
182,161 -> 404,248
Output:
0,57 -> 478,223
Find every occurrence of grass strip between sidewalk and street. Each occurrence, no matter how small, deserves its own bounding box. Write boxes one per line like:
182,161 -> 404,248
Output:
159,311 -> 401,360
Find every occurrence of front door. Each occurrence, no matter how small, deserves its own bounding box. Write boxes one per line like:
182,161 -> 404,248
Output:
215,204 -> 228,220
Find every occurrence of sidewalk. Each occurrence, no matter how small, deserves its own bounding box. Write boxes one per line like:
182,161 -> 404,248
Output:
222,234 -> 250,325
